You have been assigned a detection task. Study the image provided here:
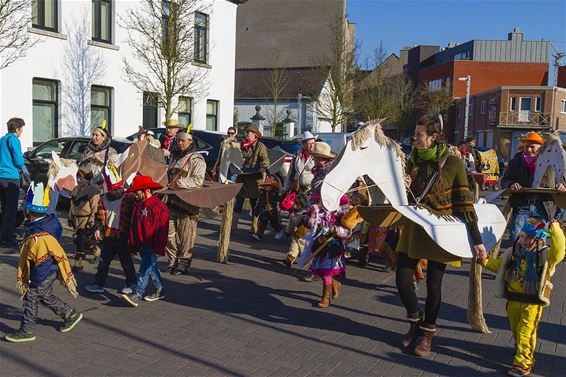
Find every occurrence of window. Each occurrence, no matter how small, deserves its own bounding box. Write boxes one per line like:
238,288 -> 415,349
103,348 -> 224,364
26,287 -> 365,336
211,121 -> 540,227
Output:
535,97 -> 542,112
91,86 -> 112,134
178,96 -> 192,127
32,140 -> 66,159
194,12 -> 209,64
427,78 -> 442,92
143,92 -> 159,129
67,140 -> 89,161
561,99 -> 566,114
161,0 -> 178,57
32,0 -> 58,31
510,97 -> 516,112
206,100 -> 218,131
480,100 -> 486,115
489,98 -> 496,105
32,78 -> 58,145
92,0 -> 112,43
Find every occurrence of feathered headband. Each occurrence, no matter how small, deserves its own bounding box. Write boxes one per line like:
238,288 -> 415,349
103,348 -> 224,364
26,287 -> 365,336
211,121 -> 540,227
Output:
25,181 -> 51,214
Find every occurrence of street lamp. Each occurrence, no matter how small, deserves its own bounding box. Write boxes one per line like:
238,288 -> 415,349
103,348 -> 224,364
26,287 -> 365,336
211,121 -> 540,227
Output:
458,75 -> 471,138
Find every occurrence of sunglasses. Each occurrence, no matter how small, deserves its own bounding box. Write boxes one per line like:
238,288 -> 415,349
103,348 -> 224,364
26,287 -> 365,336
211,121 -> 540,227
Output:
227,132 -> 236,135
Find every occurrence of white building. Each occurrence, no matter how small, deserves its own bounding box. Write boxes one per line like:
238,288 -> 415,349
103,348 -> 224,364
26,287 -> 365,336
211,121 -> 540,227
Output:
0,0 -> 243,151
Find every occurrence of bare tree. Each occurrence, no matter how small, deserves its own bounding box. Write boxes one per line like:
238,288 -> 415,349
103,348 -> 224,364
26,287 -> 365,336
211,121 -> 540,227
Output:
310,19 -> 357,132
62,13 -> 105,136
419,83 -> 454,117
263,50 -> 289,133
0,0 -> 38,70
122,0 -> 209,121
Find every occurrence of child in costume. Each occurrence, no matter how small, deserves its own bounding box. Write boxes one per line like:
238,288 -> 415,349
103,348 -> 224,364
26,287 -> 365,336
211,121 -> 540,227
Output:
5,182 -> 82,342
480,218 -> 564,377
252,176 -> 284,241
85,166 -> 137,294
282,193 -> 309,268
68,168 -> 100,271
122,175 -> 169,307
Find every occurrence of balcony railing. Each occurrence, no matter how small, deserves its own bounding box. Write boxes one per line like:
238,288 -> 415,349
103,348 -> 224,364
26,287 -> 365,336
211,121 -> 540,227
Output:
499,111 -> 551,127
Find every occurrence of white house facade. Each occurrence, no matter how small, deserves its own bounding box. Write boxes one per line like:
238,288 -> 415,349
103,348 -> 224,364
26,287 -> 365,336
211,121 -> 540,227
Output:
0,0 -> 241,151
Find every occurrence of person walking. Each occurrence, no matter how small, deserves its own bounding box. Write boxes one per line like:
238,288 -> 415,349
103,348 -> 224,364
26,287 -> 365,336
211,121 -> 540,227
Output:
165,129 -> 206,275
78,122 -> 117,181
284,131 -> 316,194
397,115 -> 487,356
0,117 -> 26,246
211,126 -> 239,181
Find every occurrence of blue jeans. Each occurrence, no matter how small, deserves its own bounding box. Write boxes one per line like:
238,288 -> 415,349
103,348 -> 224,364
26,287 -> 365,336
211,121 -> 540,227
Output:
510,202 -> 547,243
134,248 -> 163,298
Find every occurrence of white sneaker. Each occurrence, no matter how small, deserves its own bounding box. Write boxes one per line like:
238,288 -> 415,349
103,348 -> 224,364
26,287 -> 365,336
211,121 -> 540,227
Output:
121,287 -> 133,294
274,231 -> 284,240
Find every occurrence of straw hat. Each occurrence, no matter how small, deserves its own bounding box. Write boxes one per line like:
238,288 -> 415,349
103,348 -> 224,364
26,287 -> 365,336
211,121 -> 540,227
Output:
520,132 -> 544,145
258,176 -> 279,189
163,119 -> 183,128
244,124 -> 262,138
306,141 -> 333,159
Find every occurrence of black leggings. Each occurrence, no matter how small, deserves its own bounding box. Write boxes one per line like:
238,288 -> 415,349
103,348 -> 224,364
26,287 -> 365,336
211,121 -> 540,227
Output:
234,196 -> 257,214
395,252 -> 447,327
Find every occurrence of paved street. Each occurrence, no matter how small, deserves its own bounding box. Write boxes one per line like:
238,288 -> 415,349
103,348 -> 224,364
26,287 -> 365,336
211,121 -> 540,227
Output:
1,211 -> 565,377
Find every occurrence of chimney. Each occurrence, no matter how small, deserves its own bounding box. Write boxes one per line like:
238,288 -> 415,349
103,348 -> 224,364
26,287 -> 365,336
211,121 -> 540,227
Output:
508,26 -> 523,42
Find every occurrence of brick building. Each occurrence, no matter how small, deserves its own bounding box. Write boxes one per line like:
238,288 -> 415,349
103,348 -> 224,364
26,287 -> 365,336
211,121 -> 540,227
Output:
404,27 -> 552,140
454,86 -> 566,160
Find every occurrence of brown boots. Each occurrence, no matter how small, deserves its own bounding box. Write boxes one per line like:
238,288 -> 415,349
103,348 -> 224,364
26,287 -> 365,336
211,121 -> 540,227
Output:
318,283 -> 332,308
413,326 -> 435,357
402,313 -> 422,349
318,278 -> 341,308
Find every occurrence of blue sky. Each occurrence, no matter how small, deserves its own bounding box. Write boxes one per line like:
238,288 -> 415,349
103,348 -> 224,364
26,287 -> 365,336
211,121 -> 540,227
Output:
347,0 -> 566,66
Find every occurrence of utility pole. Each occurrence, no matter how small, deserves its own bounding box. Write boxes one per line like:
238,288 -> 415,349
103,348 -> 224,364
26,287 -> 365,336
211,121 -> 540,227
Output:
458,75 -> 471,138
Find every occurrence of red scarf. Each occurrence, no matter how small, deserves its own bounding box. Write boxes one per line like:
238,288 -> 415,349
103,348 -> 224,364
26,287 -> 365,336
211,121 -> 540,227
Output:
241,138 -> 258,151
163,134 -> 174,150
521,153 -> 537,172
300,148 -> 310,160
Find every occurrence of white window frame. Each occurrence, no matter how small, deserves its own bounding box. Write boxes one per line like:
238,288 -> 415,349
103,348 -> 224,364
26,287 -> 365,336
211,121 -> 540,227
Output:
535,96 -> 542,112
561,99 -> 566,114
480,100 -> 486,115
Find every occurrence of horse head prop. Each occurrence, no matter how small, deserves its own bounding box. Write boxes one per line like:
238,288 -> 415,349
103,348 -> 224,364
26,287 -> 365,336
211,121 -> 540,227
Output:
532,131 -> 566,188
118,140 -> 168,188
48,152 -> 78,198
320,119 -> 408,212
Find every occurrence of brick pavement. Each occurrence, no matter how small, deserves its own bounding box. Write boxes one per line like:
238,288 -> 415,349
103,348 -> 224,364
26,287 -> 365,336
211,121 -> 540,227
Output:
0,212 -> 565,377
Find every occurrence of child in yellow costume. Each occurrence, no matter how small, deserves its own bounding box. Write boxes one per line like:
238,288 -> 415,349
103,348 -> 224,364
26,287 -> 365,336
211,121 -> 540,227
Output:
5,182 -> 82,343
480,218 -> 564,377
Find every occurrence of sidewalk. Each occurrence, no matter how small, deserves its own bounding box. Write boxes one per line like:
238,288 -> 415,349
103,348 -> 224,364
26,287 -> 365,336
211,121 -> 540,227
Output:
0,214 -> 564,377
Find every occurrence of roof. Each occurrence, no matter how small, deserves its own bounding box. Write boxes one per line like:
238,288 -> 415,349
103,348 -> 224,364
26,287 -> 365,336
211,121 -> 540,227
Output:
234,66 -> 330,100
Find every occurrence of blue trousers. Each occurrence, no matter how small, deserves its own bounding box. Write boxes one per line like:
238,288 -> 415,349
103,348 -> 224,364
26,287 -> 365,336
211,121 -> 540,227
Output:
134,248 -> 163,298
0,178 -> 19,242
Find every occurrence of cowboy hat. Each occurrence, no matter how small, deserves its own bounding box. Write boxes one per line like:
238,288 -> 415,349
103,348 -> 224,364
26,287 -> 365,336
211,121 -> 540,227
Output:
126,175 -> 163,193
258,176 -> 279,188
244,124 -> 262,138
520,131 -> 544,145
306,141 -> 333,159
163,119 -> 183,128
300,131 -> 317,141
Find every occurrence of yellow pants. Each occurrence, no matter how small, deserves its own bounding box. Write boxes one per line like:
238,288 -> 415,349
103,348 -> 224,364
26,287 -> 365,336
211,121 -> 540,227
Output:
506,300 -> 544,370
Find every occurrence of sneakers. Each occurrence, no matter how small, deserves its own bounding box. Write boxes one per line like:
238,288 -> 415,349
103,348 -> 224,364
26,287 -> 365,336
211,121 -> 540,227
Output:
60,309 -> 83,333
121,286 -> 133,295
508,367 -> 530,377
85,284 -> 104,293
274,231 -> 284,240
144,288 -> 165,302
251,233 -> 262,241
5,330 -> 36,343
122,292 -> 140,307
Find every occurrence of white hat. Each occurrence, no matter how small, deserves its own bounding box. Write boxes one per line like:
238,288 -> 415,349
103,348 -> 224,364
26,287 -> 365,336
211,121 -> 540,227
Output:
300,131 -> 317,141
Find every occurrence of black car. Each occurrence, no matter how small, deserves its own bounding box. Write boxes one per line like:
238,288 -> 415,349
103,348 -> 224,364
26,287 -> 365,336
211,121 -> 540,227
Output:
126,128 -> 226,175
23,137 -> 132,184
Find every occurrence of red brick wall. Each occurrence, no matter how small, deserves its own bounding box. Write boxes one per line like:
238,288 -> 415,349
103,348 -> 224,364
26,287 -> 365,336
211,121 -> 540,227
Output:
420,61 -> 549,97
558,66 -> 566,88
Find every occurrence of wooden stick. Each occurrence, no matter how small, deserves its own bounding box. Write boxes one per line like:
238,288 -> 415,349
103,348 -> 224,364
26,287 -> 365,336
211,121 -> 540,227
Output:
468,261 -> 490,333
217,199 -> 234,263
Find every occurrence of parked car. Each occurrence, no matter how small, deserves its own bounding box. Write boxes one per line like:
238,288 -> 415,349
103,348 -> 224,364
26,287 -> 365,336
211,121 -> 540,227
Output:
126,128 -> 226,177
315,132 -> 352,154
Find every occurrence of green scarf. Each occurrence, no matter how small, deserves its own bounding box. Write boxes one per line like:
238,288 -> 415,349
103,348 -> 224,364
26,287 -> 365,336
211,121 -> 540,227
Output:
410,144 -> 447,164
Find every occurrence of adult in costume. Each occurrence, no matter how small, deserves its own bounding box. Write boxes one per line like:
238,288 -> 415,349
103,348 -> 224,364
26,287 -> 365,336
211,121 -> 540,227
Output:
232,124 -> 270,233
78,122 -> 117,180
0,117 -> 26,246
284,131 -> 316,194
159,119 -> 182,160
397,115 -> 487,356
500,131 -> 566,242
212,127 -> 239,181
165,129 -> 206,275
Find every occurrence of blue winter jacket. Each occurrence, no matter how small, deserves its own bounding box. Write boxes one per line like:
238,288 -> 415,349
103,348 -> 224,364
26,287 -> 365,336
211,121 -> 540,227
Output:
0,132 -> 25,180
24,214 -> 64,285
